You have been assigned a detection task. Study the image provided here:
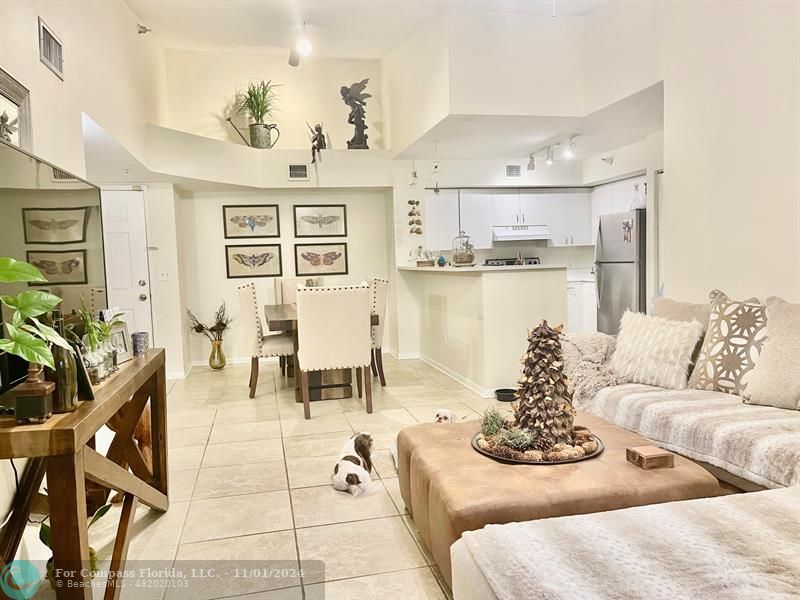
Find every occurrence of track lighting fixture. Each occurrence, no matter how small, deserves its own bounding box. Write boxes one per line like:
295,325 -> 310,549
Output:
527,154 -> 535,171
545,146 -> 554,166
289,22 -> 312,67
563,135 -> 577,159
137,24 -> 151,34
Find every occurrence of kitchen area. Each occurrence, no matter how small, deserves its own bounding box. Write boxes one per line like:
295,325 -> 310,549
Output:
396,175 -> 648,396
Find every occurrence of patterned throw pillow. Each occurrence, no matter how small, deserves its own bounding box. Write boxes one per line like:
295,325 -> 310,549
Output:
609,311 -> 704,390
688,290 -> 768,395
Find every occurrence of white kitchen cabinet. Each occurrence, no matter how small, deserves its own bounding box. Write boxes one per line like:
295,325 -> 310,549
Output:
521,191 -> 591,247
491,189 -> 521,225
459,190 -> 493,249
565,193 -> 592,245
567,280 -> 597,333
519,191 -> 551,226
591,176 -> 647,244
424,189 -> 459,252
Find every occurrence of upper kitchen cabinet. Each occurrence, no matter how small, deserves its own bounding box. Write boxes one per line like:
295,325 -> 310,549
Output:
591,176 -> 647,244
520,190 -> 592,247
491,189 -> 521,225
459,190 -> 493,249
424,189 -> 460,252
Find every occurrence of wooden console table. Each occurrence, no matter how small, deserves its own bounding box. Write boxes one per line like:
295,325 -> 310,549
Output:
0,349 -> 168,600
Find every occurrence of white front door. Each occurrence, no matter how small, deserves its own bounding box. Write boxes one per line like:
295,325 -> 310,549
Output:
101,189 -> 153,341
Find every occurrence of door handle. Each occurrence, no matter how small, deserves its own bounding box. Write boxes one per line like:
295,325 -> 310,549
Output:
522,213 -> 525,223
139,294 -> 148,301
516,214 -> 519,224
138,279 -> 147,287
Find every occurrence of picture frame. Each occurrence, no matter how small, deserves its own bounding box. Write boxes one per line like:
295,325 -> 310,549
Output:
22,206 -> 90,244
0,67 -> 32,151
293,204 -> 348,238
26,249 -> 87,285
223,204 -> 280,239
72,345 -> 95,400
110,321 -> 133,364
294,242 -> 348,276
225,244 -> 283,279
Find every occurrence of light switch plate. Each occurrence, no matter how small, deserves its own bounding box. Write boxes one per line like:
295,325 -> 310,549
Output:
159,271 -> 172,281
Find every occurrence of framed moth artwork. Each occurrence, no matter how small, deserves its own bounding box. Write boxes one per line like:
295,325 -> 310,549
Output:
293,204 -> 347,237
295,242 -> 348,276
223,204 -> 280,238
22,206 -> 90,244
0,67 -> 32,150
225,244 -> 283,278
26,249 -> 88,285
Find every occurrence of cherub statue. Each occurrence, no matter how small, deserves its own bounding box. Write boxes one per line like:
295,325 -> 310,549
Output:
307,122 -> 327,163
0,111 -> 19,144
340,79 -> 371,149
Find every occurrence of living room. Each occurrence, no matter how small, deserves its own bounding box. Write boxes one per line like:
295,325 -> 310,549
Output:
0,1 -> 797,599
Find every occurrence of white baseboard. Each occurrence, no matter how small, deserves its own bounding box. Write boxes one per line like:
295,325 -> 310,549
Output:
418,353 -> 495,399
167,371 -> 188,380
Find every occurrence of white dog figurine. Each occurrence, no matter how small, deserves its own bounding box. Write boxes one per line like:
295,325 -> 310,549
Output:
332,431 -> 374,496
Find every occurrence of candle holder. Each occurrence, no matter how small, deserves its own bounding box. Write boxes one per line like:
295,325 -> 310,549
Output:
12,363 -> 55,424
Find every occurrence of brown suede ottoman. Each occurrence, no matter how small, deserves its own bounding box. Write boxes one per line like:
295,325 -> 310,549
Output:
397,412 -> 723,586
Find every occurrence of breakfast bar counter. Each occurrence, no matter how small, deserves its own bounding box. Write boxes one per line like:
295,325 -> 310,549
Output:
398,264 -> 567,396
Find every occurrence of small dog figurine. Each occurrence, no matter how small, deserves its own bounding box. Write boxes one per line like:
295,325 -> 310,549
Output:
434,408 -> 458,423
332,431 -> 374,496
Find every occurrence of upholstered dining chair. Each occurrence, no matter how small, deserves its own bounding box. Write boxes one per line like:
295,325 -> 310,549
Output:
274,277 -> 325,305
237,283 -> 294,398
296,284 -> 372,419
368,277 -> 389,386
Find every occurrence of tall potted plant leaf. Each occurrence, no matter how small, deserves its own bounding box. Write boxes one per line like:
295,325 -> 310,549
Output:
235,80 -> 281,149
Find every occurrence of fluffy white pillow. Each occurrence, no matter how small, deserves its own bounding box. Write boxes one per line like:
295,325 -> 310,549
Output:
610,311 -> 704,389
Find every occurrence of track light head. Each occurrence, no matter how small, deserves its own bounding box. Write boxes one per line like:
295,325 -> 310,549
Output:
563,135 -> 577,159
545,146 -> 554,166
527,154 -> 536,171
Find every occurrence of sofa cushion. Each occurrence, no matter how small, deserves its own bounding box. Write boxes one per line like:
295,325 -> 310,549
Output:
744,298 -> 800,410
689,290 -> 768,395
652,296 -> 711,372
578,383 -> 800,488
610,311 -> 703,390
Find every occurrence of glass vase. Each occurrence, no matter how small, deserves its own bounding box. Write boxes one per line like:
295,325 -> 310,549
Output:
209,340 -> 226,370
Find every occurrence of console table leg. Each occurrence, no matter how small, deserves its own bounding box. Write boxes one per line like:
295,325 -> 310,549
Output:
151,367 -> 169,500
46,451 -> 92,599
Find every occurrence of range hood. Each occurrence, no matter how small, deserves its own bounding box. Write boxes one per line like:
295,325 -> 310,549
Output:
492,225 -> 552,242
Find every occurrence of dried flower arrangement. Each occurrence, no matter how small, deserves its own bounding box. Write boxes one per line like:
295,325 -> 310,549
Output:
473,320 -> 602,464
186,303 -> 234,342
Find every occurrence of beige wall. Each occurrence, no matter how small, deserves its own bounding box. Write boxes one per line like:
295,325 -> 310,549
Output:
0,0 -> 167,175
164,49 -> 384,150
585,0 -> 800,302
176,188 -> 393,364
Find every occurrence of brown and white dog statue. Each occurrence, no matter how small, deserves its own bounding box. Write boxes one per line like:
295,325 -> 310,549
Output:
332,431 -> 373,496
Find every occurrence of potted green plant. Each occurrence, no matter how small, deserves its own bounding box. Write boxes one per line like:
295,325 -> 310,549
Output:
235,80 -> 281,149
187,303 -> 234,369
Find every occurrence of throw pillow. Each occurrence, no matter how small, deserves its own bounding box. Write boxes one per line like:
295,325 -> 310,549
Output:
688,290 -> 768,395
743,298 -> 800,410
652,296 -> 712,372
609,311 -> 704,389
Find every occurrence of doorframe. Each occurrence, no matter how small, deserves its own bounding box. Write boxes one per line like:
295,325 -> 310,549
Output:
100,185 -> 156,342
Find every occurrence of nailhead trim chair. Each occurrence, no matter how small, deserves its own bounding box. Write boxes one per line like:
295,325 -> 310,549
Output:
237,283 -> 294,398
296,284 -> 372,419
274,277 -> 325,305
368,277 -> 389,386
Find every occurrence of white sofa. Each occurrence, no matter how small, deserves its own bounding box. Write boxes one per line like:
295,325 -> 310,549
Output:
577,383 -> 800,489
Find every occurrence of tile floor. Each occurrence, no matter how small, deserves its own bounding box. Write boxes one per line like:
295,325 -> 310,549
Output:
86,355 -> 516,600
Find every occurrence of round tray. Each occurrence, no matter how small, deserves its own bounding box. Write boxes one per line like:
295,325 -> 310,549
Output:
471,432 -> 604,465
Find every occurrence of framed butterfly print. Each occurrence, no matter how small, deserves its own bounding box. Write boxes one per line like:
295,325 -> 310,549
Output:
223,204 -> 280,238
225,244 -> 283,279
26,249 -> 88,285
22,206 -> 90,244
293,204 -> 347,237
294,243 -> 348,276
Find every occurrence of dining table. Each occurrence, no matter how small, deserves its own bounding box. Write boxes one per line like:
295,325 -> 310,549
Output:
264,303 -> 379,402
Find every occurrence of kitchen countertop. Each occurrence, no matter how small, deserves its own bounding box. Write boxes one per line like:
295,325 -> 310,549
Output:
398,264 -> 568,273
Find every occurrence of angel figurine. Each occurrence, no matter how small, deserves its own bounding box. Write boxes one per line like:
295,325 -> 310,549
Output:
340,78 -> 371,149
307,122 -> 327,163
0,111 -> 19,144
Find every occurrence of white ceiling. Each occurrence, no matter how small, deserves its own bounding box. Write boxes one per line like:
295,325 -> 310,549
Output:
398,82 -> 663,160
125,0 -> 610,58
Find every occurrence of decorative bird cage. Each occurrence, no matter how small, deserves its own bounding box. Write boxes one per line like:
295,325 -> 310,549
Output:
452,231 -> 475,267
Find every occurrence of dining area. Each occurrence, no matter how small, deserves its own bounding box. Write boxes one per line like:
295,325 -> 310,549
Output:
238,277 -> 390,419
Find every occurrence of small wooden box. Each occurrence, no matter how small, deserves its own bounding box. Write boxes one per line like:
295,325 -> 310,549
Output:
626,445 -> 674,470
416,260 -> 435,268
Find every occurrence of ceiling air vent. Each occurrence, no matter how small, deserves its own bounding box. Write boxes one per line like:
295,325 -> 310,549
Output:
51,167 -> 77,183
38,18 -> 64,79
288,164 -> 309,181
504,164 -> 522,179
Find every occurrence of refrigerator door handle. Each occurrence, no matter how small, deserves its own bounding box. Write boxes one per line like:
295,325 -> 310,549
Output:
595,264 -> 602,306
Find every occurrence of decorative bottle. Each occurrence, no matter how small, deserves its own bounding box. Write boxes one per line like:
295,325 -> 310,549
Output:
45,310 -> 79,413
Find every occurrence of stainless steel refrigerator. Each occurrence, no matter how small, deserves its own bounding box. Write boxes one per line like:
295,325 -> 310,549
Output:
595,209 -> 646,334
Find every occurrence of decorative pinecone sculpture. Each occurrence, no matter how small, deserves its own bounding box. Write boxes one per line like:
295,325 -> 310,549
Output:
514,320 -> 575,447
